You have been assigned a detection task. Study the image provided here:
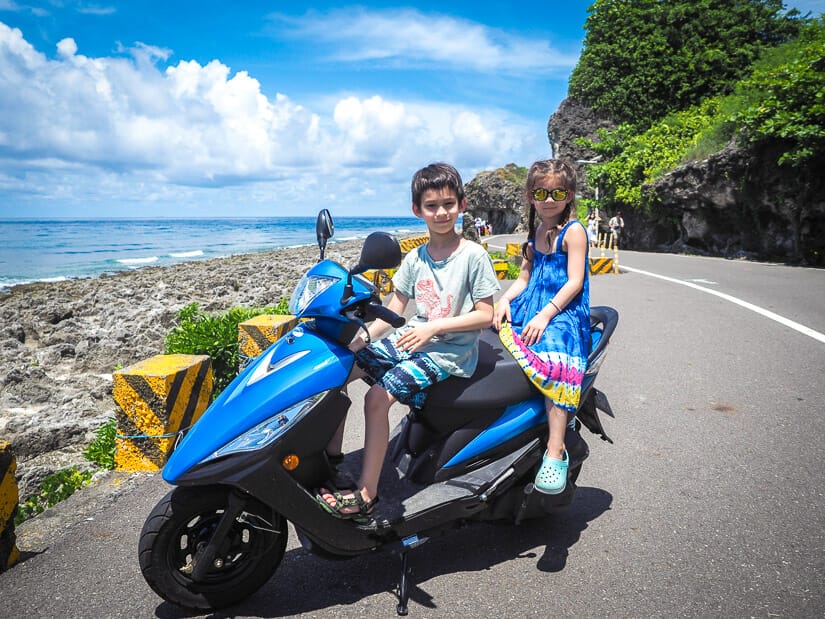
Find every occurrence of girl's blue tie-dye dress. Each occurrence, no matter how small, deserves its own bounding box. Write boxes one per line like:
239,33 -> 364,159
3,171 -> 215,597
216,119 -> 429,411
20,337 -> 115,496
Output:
498,220 -> 590,412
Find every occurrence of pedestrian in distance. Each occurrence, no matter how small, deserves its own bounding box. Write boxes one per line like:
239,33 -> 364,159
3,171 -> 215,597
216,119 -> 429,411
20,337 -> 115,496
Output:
608,211 -> 624,246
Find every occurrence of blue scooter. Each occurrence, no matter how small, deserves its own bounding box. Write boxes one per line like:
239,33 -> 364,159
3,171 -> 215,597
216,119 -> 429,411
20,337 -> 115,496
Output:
138,209 -> 618,615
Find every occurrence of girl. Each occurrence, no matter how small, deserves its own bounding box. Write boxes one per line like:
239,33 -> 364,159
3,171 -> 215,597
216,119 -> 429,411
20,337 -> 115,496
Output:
492,159 -> 590,495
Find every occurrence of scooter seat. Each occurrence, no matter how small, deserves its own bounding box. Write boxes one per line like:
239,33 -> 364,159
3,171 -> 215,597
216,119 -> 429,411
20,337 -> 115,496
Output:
426,328 -> 537,410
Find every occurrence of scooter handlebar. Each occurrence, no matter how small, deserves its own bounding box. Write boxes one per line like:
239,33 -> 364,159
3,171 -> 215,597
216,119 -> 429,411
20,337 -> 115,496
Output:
367,302 -> 405,328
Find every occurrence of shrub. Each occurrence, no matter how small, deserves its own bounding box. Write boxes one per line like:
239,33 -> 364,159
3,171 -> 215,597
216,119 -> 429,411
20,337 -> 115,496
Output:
14,467 -> 94,525
83,417 -> 117,470
165,300 -> 290,396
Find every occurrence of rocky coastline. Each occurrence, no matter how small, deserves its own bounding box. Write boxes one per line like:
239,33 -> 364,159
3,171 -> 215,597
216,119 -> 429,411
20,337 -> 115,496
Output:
0,239 -> 366,500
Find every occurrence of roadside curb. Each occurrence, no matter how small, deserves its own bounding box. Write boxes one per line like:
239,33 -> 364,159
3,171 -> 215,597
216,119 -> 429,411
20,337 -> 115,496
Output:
13,471 -> 158,556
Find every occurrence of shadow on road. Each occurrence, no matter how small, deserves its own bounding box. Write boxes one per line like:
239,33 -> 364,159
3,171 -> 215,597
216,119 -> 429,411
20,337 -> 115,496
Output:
152,486 -> 612,618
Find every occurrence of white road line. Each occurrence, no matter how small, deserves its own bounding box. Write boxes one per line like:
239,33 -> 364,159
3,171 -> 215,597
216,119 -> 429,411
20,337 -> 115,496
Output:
622,264 -> 825,345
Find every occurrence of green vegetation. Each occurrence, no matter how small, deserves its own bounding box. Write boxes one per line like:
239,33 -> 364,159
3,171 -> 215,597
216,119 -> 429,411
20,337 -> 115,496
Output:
165,300 -> 291,396
15,467 -> 94,525
569,0 -> 801,129
83,417 -> 117,470
488,252 -> 521,279
495,164 -> 529,186
578,99 -> 721,210
572,8 -> 823,213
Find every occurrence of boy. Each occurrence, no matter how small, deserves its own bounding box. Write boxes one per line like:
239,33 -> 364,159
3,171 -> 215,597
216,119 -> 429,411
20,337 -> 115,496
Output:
317,163 -> 500,522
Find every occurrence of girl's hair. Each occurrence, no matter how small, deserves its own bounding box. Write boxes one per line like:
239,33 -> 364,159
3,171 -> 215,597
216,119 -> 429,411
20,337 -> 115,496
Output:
411,162 -> 465,206
522,159 -> 578,260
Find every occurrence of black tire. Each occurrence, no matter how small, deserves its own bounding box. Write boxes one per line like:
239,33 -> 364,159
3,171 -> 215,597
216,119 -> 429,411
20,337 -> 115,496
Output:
138,485 -> 287,611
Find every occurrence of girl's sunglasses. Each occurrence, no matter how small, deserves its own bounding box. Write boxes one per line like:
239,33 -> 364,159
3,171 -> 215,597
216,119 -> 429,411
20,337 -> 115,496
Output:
531,187 -> 569,201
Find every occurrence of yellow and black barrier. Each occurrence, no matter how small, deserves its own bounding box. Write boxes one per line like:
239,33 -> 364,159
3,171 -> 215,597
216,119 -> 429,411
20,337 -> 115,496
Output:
238,314 -> 300,368
361,235 -> 429,296
590,256 -> 615,275
113,354 -> 213,472
0,440 -> 20,572
590,233 -> 620,275
399,234 -> 429,254
505,242 -> 521,258
362,267 -> 396,296
493,260 -> 510,280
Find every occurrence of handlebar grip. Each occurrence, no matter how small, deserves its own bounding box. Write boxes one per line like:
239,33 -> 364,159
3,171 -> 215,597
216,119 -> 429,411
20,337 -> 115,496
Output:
368,302 -> 405,328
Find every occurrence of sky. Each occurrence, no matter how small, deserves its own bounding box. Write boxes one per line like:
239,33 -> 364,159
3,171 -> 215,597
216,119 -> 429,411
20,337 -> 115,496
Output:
1,1 -> 823,219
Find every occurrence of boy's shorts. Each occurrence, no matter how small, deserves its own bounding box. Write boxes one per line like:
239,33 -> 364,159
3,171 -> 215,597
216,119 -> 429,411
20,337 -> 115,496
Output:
354,333 -> 450,409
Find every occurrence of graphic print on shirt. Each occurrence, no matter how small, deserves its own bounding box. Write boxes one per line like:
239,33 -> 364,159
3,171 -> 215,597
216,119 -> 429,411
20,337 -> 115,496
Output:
416,279 -> 453,319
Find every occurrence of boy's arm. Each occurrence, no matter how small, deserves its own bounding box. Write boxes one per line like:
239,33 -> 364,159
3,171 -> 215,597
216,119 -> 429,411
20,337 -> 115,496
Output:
349,290 -> 410,352
395,295 -> 494,354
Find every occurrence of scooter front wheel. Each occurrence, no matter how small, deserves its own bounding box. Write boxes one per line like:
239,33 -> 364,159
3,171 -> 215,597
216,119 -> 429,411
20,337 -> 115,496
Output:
138,485 -> 287,611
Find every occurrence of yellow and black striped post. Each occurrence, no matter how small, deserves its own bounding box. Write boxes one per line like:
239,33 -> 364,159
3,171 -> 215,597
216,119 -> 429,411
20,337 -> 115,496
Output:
0,440 -> 20,572
113,354 -> 213,472
238,314 -> 299,368
590,256 -> 615,275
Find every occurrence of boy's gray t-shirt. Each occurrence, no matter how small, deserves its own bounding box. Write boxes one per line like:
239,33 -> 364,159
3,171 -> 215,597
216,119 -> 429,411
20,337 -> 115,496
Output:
392,240 -> 500,377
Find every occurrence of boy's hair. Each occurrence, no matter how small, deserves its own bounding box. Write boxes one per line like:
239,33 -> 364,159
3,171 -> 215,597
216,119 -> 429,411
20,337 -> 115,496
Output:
523,159 -> 578,260
411,162 -> 465,206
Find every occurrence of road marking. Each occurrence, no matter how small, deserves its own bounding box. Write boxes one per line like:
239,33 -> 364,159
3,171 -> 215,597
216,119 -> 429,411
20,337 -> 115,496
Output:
622,265 -> 825,345
687,278 -> 718,285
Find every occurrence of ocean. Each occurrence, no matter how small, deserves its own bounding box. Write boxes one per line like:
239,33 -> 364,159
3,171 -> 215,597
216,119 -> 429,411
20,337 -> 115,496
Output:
0,217 -> 428,292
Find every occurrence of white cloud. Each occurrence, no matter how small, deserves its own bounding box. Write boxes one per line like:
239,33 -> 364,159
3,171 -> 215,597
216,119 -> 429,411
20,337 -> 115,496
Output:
272,8 -> 579,73
0,20 -> 545,215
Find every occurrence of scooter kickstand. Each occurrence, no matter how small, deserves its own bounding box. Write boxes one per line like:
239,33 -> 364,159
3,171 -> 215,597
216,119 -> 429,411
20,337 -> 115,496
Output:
397,549 -> 411,616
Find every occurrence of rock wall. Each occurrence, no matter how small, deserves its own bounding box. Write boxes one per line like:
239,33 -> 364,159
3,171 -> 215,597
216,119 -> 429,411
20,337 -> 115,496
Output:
548,97 -> 825,265
463,164 -> 528,239
645,143 -> 825,263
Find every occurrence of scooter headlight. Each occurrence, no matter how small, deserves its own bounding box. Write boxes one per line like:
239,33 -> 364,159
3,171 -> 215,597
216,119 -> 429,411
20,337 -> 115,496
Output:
207,390 -> 328,460
289,274 -> 338,315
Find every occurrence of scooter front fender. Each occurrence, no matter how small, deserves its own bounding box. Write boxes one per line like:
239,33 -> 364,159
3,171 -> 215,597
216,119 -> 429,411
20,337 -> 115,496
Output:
163,325 -> 354,483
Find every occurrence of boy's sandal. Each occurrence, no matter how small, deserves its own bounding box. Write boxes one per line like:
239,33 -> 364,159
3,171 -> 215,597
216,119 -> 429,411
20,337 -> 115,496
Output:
534,450 -> 569,495
316,488 -> 379,524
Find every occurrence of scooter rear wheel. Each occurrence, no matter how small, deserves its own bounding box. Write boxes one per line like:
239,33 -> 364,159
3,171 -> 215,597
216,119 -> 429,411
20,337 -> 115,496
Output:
138,485 -> 286,611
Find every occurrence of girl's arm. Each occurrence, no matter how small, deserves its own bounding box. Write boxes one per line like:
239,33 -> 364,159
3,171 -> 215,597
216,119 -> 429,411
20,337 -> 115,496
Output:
493,245 -> 533,330
519,224 -> 588,346
396,296 -> 494,354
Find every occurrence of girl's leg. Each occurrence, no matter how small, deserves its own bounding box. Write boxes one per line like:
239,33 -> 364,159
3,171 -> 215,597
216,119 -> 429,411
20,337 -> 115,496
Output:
546,400 -> 567,459
534,399 -> 570,494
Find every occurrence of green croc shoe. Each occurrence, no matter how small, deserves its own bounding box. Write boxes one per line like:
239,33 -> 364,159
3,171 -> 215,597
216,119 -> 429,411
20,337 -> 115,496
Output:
535,450 -> 569,495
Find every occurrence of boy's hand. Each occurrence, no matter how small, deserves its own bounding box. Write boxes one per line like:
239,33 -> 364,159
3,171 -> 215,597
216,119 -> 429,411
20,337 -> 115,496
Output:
520,313 -> 549,346
395,322 -> 440,353
493,299 -> 510,331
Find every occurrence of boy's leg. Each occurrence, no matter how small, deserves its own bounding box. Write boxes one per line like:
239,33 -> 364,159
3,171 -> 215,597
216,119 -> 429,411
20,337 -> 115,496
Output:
318,348 -> 446,514
358,383 -> 397,501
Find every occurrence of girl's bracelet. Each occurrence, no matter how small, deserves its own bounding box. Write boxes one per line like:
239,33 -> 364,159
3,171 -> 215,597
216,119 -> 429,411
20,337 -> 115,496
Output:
549,300 -> 561,314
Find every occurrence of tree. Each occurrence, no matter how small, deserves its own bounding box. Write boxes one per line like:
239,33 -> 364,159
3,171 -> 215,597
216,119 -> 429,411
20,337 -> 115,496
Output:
569,0 -> 802,128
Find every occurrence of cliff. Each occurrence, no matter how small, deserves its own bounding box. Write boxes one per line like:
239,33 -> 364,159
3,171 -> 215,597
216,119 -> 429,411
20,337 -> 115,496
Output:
463,164 -> 528,239
548,97 -> 825,265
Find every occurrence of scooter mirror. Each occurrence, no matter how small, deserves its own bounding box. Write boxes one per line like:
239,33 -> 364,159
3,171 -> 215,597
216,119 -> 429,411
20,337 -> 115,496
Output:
351,231 -> 402,275
316,209 -> 334,260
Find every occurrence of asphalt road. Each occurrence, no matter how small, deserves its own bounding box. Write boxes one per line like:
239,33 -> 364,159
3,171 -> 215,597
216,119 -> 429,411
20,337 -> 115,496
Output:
2,246 -> 824,618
